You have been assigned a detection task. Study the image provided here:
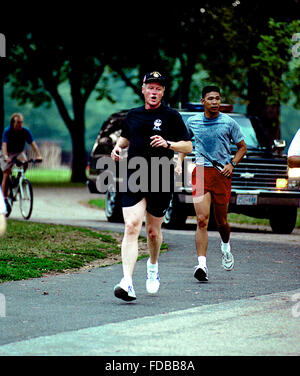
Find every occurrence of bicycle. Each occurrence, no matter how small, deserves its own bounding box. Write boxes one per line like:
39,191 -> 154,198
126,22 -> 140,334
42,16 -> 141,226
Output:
5,158 -> 41,220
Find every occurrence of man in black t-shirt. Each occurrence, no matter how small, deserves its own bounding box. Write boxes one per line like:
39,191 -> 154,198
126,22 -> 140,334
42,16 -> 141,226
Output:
111,71 -> 192,302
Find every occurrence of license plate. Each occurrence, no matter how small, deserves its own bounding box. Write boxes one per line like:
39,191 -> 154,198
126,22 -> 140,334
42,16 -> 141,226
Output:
236,194 -> 258,205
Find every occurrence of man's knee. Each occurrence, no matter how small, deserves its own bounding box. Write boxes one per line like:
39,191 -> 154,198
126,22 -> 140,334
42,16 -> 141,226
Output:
124,218 -> 142,237
197,214 -> 209,228
217,221 -> 230,231
146,225 -> 161,241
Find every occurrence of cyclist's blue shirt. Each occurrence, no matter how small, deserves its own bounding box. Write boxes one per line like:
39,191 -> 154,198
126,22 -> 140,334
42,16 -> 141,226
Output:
2,127 -> 34,153
186,112 -> 244,167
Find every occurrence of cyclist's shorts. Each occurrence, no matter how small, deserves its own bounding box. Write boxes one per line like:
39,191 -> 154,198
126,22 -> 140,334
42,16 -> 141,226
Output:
0,152 -> 27,172
122,191 -> 172,218
192,166 -> 232,205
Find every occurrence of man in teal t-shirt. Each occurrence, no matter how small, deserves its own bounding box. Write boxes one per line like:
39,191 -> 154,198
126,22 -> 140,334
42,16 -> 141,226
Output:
177,86 -> 247,282
186,110 -> 244,167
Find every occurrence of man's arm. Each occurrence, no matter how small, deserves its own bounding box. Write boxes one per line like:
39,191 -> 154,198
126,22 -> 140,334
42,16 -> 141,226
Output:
288,129 -> 300,167
111,136 -> 130,161
30,141 -> 43,160
1,142 -> 10,162
175,152 -> 188,175
288,155 -> 300,168
222,140 -> 247,177
231,140 -> 247,165
168,140 -> 193,154
150,135 -> 193,154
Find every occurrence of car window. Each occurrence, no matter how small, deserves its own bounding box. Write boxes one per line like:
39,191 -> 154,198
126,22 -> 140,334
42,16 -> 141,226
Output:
229,115 -> 259,148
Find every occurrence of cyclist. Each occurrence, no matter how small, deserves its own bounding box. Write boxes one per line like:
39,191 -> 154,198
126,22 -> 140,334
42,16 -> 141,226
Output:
0,113 -> 43,208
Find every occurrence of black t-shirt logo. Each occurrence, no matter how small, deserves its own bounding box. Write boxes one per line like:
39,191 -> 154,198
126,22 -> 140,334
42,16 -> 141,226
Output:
153,119 -> 162,132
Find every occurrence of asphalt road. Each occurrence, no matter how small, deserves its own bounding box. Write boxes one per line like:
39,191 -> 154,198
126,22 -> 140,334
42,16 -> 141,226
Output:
0,187 -> 300,357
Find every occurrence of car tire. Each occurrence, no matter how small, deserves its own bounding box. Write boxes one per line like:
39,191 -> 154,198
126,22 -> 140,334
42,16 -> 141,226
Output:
269,206 -> 297,234
86,179 -> 99,194
163,194 -> 187,229
105,188 -> 123,223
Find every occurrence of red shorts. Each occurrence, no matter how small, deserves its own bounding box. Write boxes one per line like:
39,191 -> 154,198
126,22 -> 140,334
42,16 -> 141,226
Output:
192,166 -> 232,205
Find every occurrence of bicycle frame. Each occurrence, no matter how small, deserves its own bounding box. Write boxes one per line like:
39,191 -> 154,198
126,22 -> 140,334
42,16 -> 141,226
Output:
6,158 -> 39,219
10,165 -> 26,201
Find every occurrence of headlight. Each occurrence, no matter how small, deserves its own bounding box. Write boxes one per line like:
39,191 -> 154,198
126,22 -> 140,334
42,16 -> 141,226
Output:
276,178 -> 288,189
288,168 -> 300,178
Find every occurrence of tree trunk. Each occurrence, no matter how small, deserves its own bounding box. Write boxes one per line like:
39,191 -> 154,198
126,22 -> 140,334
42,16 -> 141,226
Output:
69,58 -> 87,183
69,119 -> 87,183
247,71 -> 281,142
178,54 -> 196,107
43,60 -> 88,183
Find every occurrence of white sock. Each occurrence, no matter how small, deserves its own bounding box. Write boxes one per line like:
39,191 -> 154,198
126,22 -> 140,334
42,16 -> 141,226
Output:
147,258 -> 158,271
122,275 -> 133,287
221,241 -> 230,253
198,256 -> 206,268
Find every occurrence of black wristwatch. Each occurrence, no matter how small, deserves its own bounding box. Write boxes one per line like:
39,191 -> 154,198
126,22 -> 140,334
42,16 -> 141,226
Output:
166,141 -> 171,149
230,159 -> 237,168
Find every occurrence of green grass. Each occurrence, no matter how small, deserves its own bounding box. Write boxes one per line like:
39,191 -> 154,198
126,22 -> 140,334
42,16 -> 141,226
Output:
227,213 -> 270,226
24,168 -> 85,187
228,209 -> 300,228
25,168 -> 71,183
0,220 -> 168,283
0,220 -> 122,283
89,199 -> 106,210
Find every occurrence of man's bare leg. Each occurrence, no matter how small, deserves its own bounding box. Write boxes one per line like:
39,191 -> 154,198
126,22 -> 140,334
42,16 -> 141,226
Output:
145,212 -> 164,293
193,192 -> 211,281
121,199 -> 146,282
214,202 -> 234,271
114,199 -> 146,301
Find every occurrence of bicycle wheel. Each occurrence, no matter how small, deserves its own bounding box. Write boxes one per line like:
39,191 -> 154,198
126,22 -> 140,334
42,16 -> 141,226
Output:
19,179 -> 33,219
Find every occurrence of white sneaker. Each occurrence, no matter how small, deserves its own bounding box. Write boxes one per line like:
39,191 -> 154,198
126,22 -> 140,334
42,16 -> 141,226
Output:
221,242 -> 234,271
194,265 -> 208,282
114,278 -> 136,301
146,259 -> 160,294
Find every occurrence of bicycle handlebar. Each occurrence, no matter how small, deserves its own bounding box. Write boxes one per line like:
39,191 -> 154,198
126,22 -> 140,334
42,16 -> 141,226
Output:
12,157 -> 42,167
27,158 -> 43,164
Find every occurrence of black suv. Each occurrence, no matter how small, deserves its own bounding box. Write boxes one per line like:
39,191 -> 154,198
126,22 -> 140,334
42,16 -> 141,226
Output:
87,105 -> 300,234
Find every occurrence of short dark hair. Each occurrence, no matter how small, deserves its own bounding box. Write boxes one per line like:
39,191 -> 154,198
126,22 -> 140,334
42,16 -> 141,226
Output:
202,86 -> 221,99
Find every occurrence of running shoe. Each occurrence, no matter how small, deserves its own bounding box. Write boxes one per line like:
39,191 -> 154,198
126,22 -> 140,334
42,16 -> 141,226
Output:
146,259 -> 160,294
114,278 -> 136,302
194,265 -> 208,282
222,248 -> 234,271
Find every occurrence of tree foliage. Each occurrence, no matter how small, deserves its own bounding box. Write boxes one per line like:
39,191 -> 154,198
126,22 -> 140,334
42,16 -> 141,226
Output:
2,1 -> 300,182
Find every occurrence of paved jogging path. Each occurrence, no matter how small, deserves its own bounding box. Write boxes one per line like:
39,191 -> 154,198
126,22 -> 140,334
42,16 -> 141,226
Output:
0,187 -> 299,356
1,289 -> 299,356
